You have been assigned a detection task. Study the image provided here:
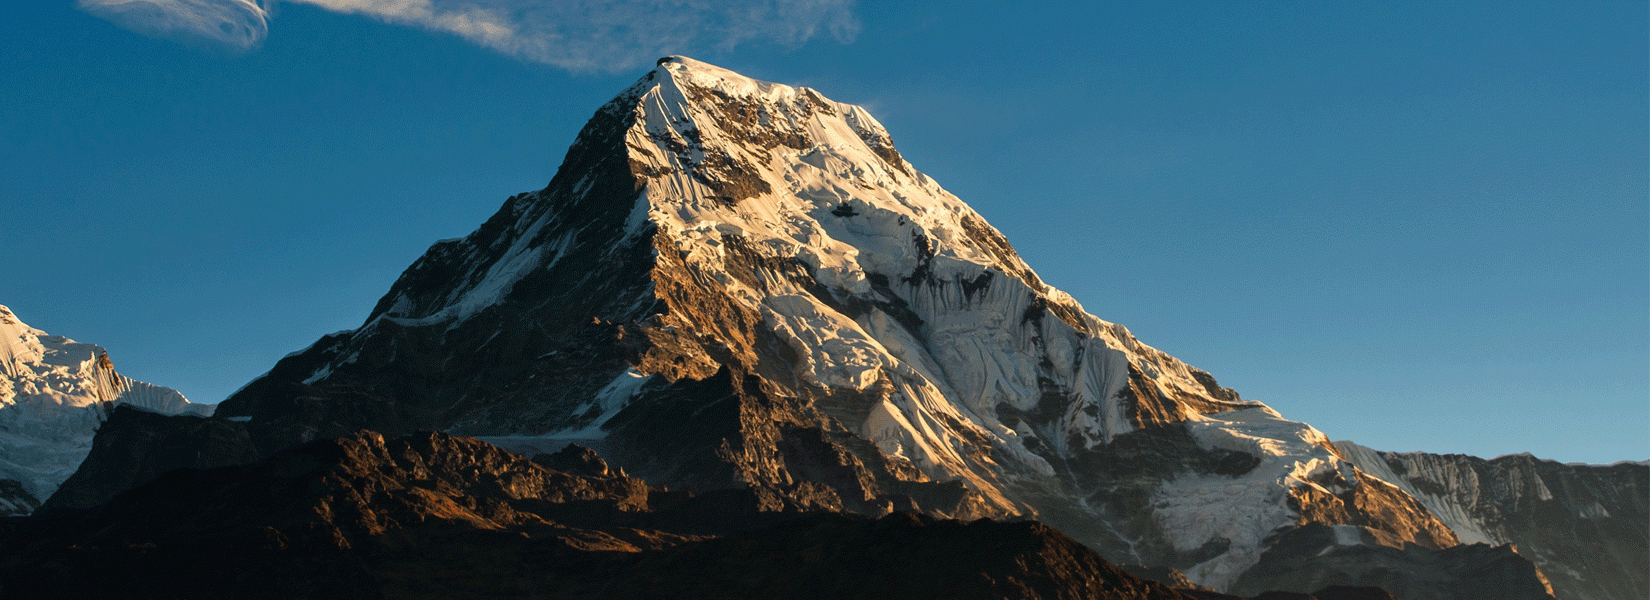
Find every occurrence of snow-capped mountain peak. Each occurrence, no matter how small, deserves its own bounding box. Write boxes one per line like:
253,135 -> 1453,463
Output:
213,58 -> 1522,595
0,305 -> 211,515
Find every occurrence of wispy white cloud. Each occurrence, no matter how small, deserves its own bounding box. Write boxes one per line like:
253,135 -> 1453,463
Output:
78,0 -> 272,50
77,0 -> 859,71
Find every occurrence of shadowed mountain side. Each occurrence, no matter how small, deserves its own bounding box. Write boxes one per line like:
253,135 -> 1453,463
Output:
602,512 -> 1187,600
40,405 -> 258,512
1229,524 -> 1555,600
3,430 -> 1205,600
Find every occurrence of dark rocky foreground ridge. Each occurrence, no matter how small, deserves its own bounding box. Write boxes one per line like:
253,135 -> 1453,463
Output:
34,408 -> 1568,600
6,428 -> 1287,599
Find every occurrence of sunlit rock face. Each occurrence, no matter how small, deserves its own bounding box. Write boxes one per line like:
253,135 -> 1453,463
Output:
0,305 -> 211,515
1337,442 -> 1648,600
180,57 -> 1552,596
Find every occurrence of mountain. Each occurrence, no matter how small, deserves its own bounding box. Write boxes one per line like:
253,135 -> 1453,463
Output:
51,57 -> 1568,598
1,430 -> 1202,600
1336,442 -> 1648,600
0,305 -> 212,516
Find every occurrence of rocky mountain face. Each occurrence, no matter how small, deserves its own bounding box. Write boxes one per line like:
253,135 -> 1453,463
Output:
39,404 -> 259,512
36,57 -> 1589,598
1228,522 -> 1557,600
2,430 -> 1204,600
1335,443 -> 1648,600
0,305 -> 211,516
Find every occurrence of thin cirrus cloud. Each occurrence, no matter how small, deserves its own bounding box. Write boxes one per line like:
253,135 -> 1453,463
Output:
76,0 -> 859,71
76,0 -> 272,51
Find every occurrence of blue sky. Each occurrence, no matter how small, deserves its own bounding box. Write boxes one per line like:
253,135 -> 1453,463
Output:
2,1 -> 1644,464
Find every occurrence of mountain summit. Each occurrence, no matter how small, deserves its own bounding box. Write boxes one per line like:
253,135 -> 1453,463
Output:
151,57 -> 1561,596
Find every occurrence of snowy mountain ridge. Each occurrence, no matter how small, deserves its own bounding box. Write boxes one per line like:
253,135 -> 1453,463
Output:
0,305 -> 211,514
1336,441 -> 1647,600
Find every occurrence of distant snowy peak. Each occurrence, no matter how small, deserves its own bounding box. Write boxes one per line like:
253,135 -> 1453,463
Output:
1,305 -> 199,413
0,305 -> 210,515
1335,441 -> 1647,600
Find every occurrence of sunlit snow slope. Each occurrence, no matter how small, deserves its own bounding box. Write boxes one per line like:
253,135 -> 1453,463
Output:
0,305 -> 211,515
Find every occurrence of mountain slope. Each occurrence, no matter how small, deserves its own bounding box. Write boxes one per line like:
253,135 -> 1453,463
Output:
1336,442 -> 1648,600
3,430 -> 1200,600
0,305 -> 210,515
201,57 -> 1540,595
